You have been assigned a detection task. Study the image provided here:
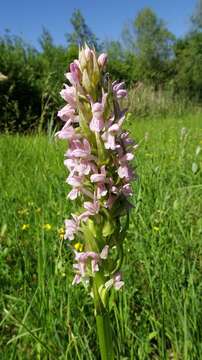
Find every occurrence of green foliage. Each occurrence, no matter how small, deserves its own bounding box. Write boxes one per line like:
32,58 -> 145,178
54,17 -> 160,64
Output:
191,0 -> 202,32
134,8 -> 175,61
122,8 -> 175,86
1,7 -> 202,134
103,41 -> 137,84
174,32 -> 202,100
107,53 -> 137,85
0,113 -> 202,358
66,9 -> 100,50
128,84 -> 196,119
0,32 -> 78,133
0,33 -> 41,132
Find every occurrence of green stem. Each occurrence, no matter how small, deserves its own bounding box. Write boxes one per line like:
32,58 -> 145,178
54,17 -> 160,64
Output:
93,277 -> 114,360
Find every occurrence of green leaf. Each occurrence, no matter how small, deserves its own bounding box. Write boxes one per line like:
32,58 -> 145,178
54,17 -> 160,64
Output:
148,331 -> 158,341
102,220 -> 115,237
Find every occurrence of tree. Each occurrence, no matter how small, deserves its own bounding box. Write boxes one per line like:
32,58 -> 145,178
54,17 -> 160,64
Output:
104,40 -> 124,61
191,0 -> 202,32
122,8 -> 175,86
39,27 -> 54,54
174,33 -> 202,100
66,9 -> 100,50
104,40 -> 137,84
134,8 -> 174,61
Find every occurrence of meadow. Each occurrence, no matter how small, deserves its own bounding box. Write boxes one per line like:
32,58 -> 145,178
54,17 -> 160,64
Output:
0,112 -> 202,359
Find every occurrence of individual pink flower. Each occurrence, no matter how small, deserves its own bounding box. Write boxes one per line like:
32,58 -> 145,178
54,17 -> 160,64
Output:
72,273 -> 82,285
117,148 -> 134,181
66,139 -> 91,159
113,272 -> 124,290
102,123 -> 120,150
73,246 -> 109,282
78,198 -> 100,222
90,102 -> 105,132
112,81 -> 127,98
57,104 -> 76,122
97,183 -> 108,199
119,152 -> 134,162
67,188 -> 80,200
66,175 -> 84,200
121,183 -> 133,197
77,160 -> 97,176
60,84 -> 77,108
117,164 -> 134,181
83,200 -> 100,215
65,61 -> 81,85
74,251 -> 100,275
90,166 -> 107,199
120,132 -> 135,149
67,174 -> 84,187
105,272 -> 124,290
55,119 -> 78,140
70,62 -> 81,83
64,158 -> 92,176
64,216 -> 79,240
66,172 -> 95,200
90,165 -> 106,183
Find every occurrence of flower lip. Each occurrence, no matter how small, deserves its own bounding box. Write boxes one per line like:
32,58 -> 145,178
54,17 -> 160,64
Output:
90,174 -> 106,183
57,104 -> 76,122
60,84 -> 76,108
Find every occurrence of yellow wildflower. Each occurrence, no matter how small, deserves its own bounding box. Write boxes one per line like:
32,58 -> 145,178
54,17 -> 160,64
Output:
18,208 -> 29,216
28,201 -> 34,206
21,224 -> 30,230
74,242 -> 84,252
58,227 -> 65,239
43,223 -> 52,231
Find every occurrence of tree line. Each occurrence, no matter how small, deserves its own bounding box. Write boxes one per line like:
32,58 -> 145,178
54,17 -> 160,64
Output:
0,1 -> 202,132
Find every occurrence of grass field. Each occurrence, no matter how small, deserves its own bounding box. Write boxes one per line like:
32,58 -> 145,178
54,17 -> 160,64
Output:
0,113 -> 202,359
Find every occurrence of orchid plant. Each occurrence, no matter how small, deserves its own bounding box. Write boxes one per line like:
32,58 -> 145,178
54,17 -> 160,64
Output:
56,45 -> 137,360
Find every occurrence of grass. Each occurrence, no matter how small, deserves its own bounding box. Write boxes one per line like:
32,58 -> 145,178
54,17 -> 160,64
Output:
128,85 -> 200,119
0,112 -> 202,359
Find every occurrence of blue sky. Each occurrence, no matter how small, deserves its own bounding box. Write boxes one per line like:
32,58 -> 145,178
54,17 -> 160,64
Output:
0,0 -> 196,49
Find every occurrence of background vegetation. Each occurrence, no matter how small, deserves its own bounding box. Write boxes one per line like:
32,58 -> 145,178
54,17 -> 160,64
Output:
0,1 -> 202,133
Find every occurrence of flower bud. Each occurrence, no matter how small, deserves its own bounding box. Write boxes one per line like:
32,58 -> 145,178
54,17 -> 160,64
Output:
60,85 -> 76,108
85,47 -> 94,74
82,69 -> 92,93
70,61 -> 81,84
85,46 -> 93,62
92,51 -> 100,86
98,53 -> 108,68
79,48 -> 87,71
